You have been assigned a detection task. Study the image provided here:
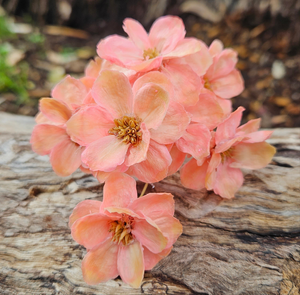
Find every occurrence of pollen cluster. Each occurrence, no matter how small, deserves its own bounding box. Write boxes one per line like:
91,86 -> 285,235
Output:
109,116 -> 142,146
109,215 -> 134,246
143,47 -> 159,60
221,147 -> 234,163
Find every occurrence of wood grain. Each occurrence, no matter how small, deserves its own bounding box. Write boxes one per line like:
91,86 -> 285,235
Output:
0,111 -> 299,295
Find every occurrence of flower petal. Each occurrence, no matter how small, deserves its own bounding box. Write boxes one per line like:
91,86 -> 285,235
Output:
66,106 -> 114,146
168,144 -> 186,176
82,136 -> 129,172
118,240 -> 144,288
150,100 -> 190,144
134,83 -> 169,130
242,130 -> 273,143
163,38 -> 203,58
143,246 -> 172,270
131,219 -> 167,253
101,172 -> 137,210
92,70 -> 133,118
180,158 -> 208,191
85,56 -> 104,78
50,138 -> 82,176
237,118 -> 261,134
149,16 -> 185,54
51,75 -> 88,110
209,39 -> 223,57
39,98 -> 72,124
231,142 -> 276,169
71,214 -> 111,249
69,200 -> 102,228
205,152 -> 221,190
123,18 -> 151,50
82,238 -> 119,285
30,124 -> 68,155
35,112 -> 54,125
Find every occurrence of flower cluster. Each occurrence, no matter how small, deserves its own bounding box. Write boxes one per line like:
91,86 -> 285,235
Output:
30,16 -> 276,287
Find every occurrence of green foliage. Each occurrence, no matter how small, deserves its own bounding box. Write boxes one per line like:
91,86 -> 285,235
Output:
0,15 -> 15,39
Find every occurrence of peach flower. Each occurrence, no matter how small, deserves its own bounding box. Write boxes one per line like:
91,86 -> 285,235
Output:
180,107 -> 276,199
69,173 -> 182,287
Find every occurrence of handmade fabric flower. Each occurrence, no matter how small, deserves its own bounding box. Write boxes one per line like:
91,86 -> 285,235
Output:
30,76 -> 88,176
69,172 -> 182,287
66,69 -> 190,183
97,16 -> 203,72
180,107 -> 276,199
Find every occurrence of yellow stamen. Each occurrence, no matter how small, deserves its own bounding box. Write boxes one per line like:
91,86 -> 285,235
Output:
204,77 -> 211,90
109,215 -> 134,246
221,147 -> 234,163
143,47 -> 159,60
108,115 -> 142,147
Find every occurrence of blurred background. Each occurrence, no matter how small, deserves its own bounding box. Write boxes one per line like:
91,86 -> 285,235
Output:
0,0 -> 299,127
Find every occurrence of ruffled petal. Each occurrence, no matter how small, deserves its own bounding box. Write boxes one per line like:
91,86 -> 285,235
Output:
85,56 -> 104,78
163,38 -> 202,58
101,172 -> 137,210
92,70 -> 133,118
117,240 -> 144,288
30,124 -> 68,155
50,138 -> 83,176
241,130 -> 273,143
143,246 -> 172,270
230,142 -> 276,169
133,83 -> 169,130
237,118 -> 261,134
66,106 -> 114,146
35,112 -> 54,125
168,144 -> 186,176
82,238 -> 119,285
82,136 -> 129,172
69,200 -> 102,227
71,214 -> 111,249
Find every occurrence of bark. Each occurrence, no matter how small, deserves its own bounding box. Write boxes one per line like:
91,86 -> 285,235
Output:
0,111 -> 299,295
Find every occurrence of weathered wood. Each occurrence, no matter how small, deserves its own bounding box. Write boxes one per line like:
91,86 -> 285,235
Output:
0,111 -> 299,295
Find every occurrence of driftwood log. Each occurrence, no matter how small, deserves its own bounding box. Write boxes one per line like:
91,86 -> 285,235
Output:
0,111 -> 299,295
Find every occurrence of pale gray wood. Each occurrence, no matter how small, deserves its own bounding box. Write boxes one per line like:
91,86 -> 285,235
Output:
0,111 -> 299,295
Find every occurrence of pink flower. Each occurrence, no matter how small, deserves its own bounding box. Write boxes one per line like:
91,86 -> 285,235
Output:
66,69 -> 190,183
69,172 -> 182,287
180,107 -> 276,199
97,16 -> 203,72
30,76 -> 88,176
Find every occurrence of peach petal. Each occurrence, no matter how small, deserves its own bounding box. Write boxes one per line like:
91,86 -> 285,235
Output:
237,118 -> 261,134
104,207 -> 141,219
85,56 -> 104,78
209,39 -> 223,57
163,38 -> 203,58
123,18 -> 151,50
82,238 -> 119,285
71,214 -> 112,249
131,219 -> 167,253
167,144 -> 186,176
149,16 -> 185,54
92,70 -> 133,118
185,90 -> 224,129
82,91 -> 96,105
215,106 -> 245,145
213,161 -> 244,199
180,158 -> 208,191
143,246 -> 172,271
133,83 -> 169,130
130,56 -> 163,72
118,240 -> 144,288
52,75 -> 88,110
125,122 -> 150,166
150,100 -> 190,144
129,140 -> 172,183
50,138 -> 82,176
39,98 -> 72,124
242,130 -> 273,143
95,164 -> 128,183
35,112 -> 54,125
129,193 -> 175,218
69,200 -> 102,227
231,142 -> 276,169
80,77 -> 95,89
30,124 -> 68,155
101,172 -> 137,210
176,124 -> 211,164
66,106 -> 114,146
215,134 -> 246,154
210,69 -> 244,99
82,136 -> 129,172
205,152 -> 221,190
216,96 -> 232,116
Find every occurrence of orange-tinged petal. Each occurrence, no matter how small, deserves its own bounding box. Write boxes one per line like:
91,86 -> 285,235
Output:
92,70 -> 133,118
209,39 -> 223,57
85,56 -> 104,78
231,142 -> 276,169
69,200 -> 102,228
143,246 -> 172,271
81,136 -> 129,172
168,144 -> 186,176
117,240 -> 144,288
241,130 -> 273,143
50,138 -> 82,176
82,238 -> 119,285
205,152 -> 221,190
104,207 -> 141,219
237,118 -> 261,134
101,172 -> 137,210
133,83 -> 169,130
163,38 -> 202,58
131,219 -> 167,253
71,214 -> 111,249
30,124 -> 68,155
35,112 -> 54,125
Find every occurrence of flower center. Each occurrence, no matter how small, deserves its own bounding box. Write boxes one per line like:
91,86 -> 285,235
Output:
109,214 -> 134,246
220,147 -> 234,163
108,116 -> 142,146
143,47 -> 159,60
204,77 -> 211,90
